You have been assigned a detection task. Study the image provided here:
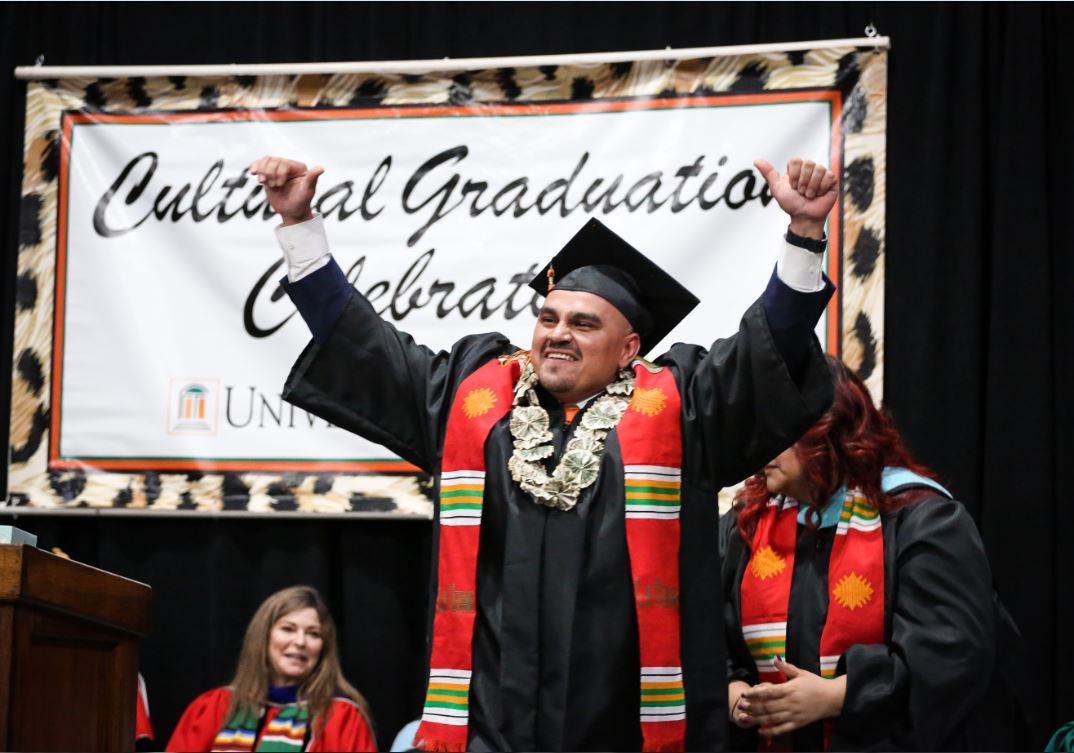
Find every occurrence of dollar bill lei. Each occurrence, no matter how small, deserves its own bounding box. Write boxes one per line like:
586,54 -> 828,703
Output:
507,360 -> 635,511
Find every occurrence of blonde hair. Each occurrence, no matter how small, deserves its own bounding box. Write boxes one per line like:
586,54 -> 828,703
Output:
227,585 -> 372,735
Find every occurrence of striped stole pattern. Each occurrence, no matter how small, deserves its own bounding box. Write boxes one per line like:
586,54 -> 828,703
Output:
739,488 -> 886,751
416,356 -> 688,752
439,471 -> 485,526
739,497 -> 798,685
743,621 -> 788,682
836,493 -> 882,535
819,655 -> 840,679
640,667 -> 685,722
618,362 -> 687,752
211,705 -> 308,753
819,489 -> 885,679
257,706 -> 308,752
212,708 -> 260,752
212,727 -> 258,753
625,466 -> 681,519
421,669 -> 471,727
416,358 -> 517,752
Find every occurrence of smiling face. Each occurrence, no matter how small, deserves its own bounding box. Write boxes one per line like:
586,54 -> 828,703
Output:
530,289 -> 640,405
267,607 -> 324,687
762,445 -> 816,503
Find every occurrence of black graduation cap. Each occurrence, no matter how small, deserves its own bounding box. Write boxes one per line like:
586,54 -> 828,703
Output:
529,218 -> 700,356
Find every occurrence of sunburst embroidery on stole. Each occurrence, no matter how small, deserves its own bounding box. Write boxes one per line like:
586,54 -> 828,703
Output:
462,388 -> 497,419
749,545 -> 786,580
629,387 -> 668,416
832,571 -> 874,609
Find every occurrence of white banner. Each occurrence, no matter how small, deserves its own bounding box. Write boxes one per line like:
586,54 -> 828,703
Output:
57,96 -> 835,470
9,45 -> 887,512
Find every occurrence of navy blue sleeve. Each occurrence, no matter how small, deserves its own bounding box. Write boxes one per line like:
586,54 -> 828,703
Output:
760,265 -> 835,381
278,258 -> 353,343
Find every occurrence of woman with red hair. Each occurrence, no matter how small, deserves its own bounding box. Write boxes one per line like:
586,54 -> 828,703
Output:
721,357 -> 1001,751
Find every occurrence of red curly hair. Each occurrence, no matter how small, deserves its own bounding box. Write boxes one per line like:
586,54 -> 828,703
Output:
736,356 -> 939,540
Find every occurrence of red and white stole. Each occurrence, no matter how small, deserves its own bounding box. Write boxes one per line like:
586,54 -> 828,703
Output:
415,356 -> 686,752
739,489 -> 885,751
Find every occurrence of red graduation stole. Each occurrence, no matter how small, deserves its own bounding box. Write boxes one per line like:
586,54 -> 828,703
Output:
415,356 -> 686,752
739,489 -> 885,751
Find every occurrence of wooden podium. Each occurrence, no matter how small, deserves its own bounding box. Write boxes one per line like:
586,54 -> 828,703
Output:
0,544 -> 152,752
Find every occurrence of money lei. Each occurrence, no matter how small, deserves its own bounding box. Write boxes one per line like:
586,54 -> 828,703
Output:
507,361 -> 635,511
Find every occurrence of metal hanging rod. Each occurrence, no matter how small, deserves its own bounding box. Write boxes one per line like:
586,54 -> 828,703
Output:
15,37 -> 890,80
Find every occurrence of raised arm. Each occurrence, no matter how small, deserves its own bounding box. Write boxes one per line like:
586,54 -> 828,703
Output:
754,157 -> 838,380
252,156 -> 509,472
678,157 -> 838,487
250,156 -> 342,335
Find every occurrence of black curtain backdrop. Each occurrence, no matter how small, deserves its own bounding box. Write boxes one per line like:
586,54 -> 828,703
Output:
2,2 -> 1071,748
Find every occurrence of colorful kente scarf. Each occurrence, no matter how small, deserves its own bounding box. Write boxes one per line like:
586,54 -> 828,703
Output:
415,355 -> 686,752
739,488 -> 885,751
212,687 -> 310,752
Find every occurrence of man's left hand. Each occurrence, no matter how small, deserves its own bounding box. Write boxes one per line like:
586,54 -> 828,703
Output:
754,158 -> 838,240
737,657 -> 846,737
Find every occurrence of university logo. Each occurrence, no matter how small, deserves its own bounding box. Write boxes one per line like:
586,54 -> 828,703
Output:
168,379 -> 219,435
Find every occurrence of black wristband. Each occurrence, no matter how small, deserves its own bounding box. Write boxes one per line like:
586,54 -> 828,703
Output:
785,226 -> 828,254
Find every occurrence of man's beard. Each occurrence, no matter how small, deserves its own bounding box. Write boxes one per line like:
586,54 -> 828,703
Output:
535,341 -> 582,396
537,366 -> 576,395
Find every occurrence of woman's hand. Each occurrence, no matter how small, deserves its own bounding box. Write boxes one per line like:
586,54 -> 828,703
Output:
738,658 -> 846,737
728,679 -> 758,729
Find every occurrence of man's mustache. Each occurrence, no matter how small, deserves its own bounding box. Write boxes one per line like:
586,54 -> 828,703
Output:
542,340 -> 581,358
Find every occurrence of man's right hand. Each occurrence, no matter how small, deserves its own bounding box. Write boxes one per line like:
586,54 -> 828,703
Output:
249,156 -> 325,226
753,157 -> 837,240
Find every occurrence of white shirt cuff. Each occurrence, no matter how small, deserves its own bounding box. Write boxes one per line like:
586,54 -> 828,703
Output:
275,215 -> 331,282
776,240 -> 825,293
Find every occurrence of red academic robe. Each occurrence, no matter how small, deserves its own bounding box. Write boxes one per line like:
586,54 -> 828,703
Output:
136,673 -> 154,742
165,687 -> 376,752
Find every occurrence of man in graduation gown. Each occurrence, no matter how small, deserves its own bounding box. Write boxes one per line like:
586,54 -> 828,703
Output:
250,154 -> 838,752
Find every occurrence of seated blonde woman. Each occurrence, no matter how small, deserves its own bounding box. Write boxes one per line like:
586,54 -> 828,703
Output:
167,585 -> 376,752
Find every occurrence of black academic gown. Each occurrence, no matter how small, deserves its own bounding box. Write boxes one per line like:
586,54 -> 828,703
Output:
283,287 -> 832,752
721,493 -> 998,752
